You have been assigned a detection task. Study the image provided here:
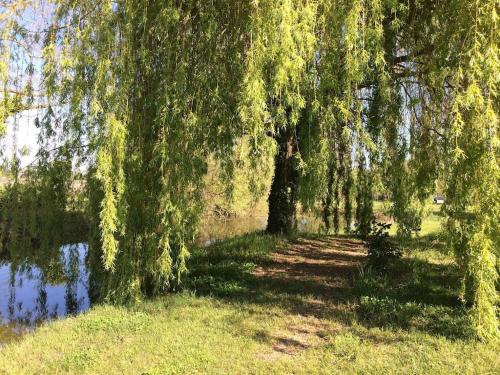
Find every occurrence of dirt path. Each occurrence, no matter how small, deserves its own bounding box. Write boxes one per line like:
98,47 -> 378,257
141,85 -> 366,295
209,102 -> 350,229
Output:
252,236 -> 368,356
253,236 -> 367,291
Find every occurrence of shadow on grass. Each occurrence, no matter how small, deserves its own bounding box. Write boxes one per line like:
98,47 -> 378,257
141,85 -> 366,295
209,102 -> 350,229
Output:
186,232 -> 472,340
354,256 -> 472,339
187,233 -> 362,323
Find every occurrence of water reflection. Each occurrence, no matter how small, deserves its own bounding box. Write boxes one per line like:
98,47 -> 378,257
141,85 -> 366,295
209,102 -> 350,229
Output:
0,244 -> 89,345
0,215 -> 263,345
0,213 -> 322,345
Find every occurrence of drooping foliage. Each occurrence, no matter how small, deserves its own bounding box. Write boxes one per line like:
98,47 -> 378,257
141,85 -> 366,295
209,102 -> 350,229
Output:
239,0 -> 318,234
442,0 -> 499,341
3,0 -> 253,302
355,153 -> 373,238
49,0 -> 254,302
1,0 -> 498,339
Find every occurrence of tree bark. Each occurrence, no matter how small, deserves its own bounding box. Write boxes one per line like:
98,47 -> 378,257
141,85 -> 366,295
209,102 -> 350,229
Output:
266,127 -> 299,235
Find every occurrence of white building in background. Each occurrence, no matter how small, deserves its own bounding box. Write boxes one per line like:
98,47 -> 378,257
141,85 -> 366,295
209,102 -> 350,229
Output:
434,195 -> 444,204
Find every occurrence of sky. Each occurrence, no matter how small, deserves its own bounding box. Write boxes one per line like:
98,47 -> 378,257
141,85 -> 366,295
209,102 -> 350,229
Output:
2,110 -> 40,168
1,1 -> 54,169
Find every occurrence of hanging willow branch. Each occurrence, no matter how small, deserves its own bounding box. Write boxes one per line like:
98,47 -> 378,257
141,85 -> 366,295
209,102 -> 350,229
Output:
1,0 -> 497,339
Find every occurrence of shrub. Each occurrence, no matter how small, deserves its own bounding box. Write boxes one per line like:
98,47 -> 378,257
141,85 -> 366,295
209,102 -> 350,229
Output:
367,221 -> 402,269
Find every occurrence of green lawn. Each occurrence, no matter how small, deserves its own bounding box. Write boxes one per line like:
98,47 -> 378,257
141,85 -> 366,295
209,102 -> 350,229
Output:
0,228 -> 498,374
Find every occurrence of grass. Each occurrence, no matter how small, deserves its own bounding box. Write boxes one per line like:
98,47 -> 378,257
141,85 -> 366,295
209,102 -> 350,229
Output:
0,222 -> 498,374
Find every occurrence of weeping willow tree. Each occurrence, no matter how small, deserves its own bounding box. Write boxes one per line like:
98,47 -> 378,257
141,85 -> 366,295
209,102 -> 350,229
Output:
1,0 -> 498,339
260,0 -> 499,339
441,0 -> 499,341
49,0 -> 255,302
377,0 -> 499,340
238,0 -> 318,234
2,0 -> 252,302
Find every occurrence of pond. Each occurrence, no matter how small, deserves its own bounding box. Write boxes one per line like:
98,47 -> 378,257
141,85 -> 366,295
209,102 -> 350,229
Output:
0,244 -> 90,345
0,213 -> 320,346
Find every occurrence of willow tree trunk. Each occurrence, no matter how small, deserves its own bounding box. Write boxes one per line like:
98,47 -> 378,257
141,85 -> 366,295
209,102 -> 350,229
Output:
266,128 -> 299,235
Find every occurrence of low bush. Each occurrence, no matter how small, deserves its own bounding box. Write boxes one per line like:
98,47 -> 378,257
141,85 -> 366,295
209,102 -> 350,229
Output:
366,221 -> 402,270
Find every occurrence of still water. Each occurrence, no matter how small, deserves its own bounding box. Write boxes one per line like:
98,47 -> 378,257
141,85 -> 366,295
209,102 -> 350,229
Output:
0,244 -> 90,345
0,214 -> 319,345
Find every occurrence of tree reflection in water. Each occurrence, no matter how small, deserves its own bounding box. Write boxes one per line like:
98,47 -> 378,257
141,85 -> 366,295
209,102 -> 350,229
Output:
0,243 -> 90,342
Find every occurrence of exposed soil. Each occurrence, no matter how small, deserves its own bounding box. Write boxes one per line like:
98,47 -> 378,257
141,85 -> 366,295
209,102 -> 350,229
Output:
253,236 -> 368,356
253,237 -> 367,290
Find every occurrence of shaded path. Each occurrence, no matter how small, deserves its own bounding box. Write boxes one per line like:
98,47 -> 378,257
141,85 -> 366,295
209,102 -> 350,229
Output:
253,237 -> 367,295
251,237 -> 367,356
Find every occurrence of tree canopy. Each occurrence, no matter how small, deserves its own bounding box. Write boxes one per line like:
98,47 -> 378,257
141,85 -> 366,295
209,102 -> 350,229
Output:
1,0 -> 498,340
